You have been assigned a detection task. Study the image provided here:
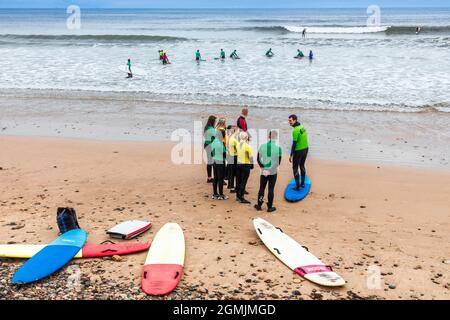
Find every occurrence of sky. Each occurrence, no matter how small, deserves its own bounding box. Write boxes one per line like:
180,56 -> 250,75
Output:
0,0 -> 447,8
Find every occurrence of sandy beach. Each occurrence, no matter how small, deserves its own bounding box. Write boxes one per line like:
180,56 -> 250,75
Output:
1,135 -> 449,300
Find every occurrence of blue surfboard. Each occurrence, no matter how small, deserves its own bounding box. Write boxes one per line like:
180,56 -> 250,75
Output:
284,176 -> 311,202
12,229 -> 87,284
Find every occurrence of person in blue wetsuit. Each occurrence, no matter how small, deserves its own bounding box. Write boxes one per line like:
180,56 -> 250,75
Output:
309,50 -> 314,60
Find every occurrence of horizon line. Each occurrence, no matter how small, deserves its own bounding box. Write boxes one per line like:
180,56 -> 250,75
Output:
1,6 -> 449,9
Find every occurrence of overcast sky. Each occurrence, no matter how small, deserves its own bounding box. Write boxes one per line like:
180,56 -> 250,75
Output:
0,0 -> 447,8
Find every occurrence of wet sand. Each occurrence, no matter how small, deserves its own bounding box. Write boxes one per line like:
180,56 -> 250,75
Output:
1,90 -> 450,170
1,136 -> 449,300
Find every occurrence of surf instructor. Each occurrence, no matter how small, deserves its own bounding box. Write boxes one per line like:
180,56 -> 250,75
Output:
288,114 -> 309,190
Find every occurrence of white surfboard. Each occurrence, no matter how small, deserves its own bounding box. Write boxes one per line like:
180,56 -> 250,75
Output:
253,218 -> 345,287
141,223 -> 185,295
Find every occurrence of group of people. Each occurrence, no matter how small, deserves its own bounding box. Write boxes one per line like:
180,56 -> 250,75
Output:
203,107 -> 309,213
266,48 -> 314,60
126,47 -> 314,76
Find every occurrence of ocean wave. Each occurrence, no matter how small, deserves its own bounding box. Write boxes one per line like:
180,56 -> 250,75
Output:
250,25 -> 450,35
284,25 -> 390,34
386,25 -> 450,35
0,34 -> 190,44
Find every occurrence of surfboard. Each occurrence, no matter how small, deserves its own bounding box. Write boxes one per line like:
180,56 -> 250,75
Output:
253,218 -> 345,287
0,242 -> 150,259
12,229 -> 87,284
284,176 -> 311,202
141,223 -> 185,295
107,220 -> 152,240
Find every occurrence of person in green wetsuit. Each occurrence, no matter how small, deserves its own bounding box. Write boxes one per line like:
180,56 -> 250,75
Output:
265,48 -> 274,57
220,49 -> 226,59
288,114 -> 309,190
196,50 -> 202,62
159,50 -> 164,60
210,128 -> 228,200
230,50 -> 239,59
254,130 -> 282,213
296,49 -> 305,58
204,115 -> 217,183
126,58 -> 132,78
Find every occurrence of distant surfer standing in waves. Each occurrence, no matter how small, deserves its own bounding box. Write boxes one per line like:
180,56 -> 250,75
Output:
309,50 -> 314,60
220,49 -> 226,60
127,58 -> 133,78
196,49 -> 202,62
288,114 -> 309,190
302,28 -> 307,38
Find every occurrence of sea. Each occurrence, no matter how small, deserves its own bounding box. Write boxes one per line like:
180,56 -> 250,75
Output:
0,7 -> 449,113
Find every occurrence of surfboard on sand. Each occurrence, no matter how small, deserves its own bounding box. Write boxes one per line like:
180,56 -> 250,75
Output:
12,229 -> 88,284
141,223 -> 185,295
253,218 -> 345,287
0,242 -> 150,259
107,220 -> 152,240
284,176 -> 311,202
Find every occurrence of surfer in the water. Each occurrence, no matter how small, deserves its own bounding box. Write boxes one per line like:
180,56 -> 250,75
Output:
289,114 -> 309,190
266,48 -> 274,57
127,58 -> 133,78
236,131 -> 253,204
302,28 -> 307,38
196,49 -> 202,62
309,50 -> 314,60
220,49 -> 226,59
159,50 -> 164,60
162,52 -> 169,65
296,49 -> 305,58
230,50 -> 239,59
255,130 -> 282,213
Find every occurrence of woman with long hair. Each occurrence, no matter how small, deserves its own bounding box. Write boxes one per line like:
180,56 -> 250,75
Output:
204,115 -> 217,183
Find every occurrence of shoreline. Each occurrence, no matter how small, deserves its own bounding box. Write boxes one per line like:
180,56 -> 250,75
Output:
1,92 -> 449,171
1,136 -> 449,300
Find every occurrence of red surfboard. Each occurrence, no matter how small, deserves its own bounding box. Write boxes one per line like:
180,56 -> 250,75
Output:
82,242 -> 150,258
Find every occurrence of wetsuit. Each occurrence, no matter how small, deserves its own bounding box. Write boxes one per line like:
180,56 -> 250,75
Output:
196,51 -> 202,61
237,116 -> 248,132
297,50 -> 305,58
291,122 -> 309,189
211,134 -> 227,197
162,53 -> 169,64
309,51 -> 314,60
236,141 -> 253,201
227,133 -> 239,190
204,125 -> 216,179
159,51 -> 164,60
266,49 -> 273,57
257,140 -> 282,209
230,50 -> 238,59
127,60 -> 132,78
220,50 -> 226,59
